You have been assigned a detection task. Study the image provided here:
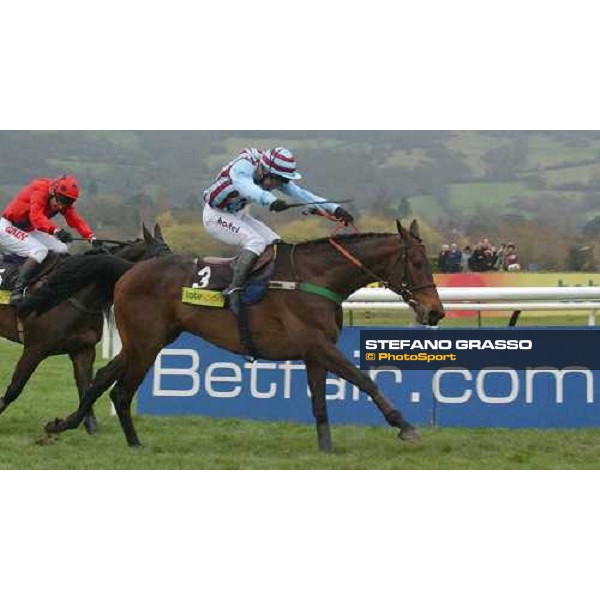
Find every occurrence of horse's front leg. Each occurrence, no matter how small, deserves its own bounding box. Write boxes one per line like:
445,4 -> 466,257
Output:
311,341 -> 420,441
69,346 -> 98,435
0,347 -> 44,416
305,359 -> 332,452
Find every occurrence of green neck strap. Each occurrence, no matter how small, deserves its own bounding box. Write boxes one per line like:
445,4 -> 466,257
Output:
298,282 -> 345,305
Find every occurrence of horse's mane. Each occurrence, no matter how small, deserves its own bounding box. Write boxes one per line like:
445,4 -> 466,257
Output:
294,232 -> 396,249
17,254 -> 133,318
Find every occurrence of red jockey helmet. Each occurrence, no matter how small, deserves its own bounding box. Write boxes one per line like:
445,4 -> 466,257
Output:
51,175 -> 80,205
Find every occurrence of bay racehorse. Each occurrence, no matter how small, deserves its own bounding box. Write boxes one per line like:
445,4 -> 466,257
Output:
0,235 -> 155,432
26,220 -> 445,451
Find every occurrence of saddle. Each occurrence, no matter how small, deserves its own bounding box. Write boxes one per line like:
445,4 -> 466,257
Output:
0,253 -> 62,292
183,245 -> 278,307
201,245 -> 275,280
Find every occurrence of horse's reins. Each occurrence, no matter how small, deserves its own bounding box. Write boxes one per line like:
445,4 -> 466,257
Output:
71,238 -> 136,246
308,207 -> 356,237
328,236 -> 436,308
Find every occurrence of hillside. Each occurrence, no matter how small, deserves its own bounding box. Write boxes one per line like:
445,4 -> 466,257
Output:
2,131 -> 600,220
2,131 -> 600,268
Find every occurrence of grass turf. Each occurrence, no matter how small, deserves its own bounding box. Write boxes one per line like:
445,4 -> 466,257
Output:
1,315 -> 599,469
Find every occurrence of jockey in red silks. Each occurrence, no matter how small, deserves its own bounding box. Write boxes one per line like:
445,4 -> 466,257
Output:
203,147 -> 354,314
0,174 -> 99,305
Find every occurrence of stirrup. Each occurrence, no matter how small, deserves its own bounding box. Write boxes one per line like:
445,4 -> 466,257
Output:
225,290 -> 242,317
223,286 -> 242,297
9,290 -> 25,307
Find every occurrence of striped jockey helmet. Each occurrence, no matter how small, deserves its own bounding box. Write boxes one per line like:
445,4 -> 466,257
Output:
260,147 -> 302,181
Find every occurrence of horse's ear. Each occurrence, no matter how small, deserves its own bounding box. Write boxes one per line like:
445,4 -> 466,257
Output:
142,223 -> 154,245
154,223 -> 165,242
409,219 -> 421,240
396,219 -> 406,239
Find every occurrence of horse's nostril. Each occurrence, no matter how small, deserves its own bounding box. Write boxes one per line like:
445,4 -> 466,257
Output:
428,309 -> 445,324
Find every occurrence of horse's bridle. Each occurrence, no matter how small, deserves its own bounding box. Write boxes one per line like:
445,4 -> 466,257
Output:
328,236 -> 437,309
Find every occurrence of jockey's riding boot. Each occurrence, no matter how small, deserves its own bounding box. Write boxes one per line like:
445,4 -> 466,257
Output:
223,250 -> 259,317
9,258 -> 41,307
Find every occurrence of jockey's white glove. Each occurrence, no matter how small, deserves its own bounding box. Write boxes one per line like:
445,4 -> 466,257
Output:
89,236 -> 105,250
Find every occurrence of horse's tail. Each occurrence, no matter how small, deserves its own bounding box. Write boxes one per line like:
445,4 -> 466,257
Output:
17,254 -> 133,318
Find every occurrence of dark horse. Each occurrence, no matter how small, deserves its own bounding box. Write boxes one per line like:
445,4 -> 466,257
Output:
26,219 -> 445,451
0,236 -> 152,432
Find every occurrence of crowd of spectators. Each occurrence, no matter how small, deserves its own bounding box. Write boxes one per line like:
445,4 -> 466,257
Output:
437,238 -> 520,273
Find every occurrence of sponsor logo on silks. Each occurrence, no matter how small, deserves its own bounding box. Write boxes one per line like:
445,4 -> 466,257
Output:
0,290 -> 10,305
181,287 -> 225,308
5,226 -> 28,241
216,217 -> 240,234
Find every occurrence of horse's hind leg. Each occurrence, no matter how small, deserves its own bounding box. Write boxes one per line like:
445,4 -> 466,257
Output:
110,379 -> 141,448
110,350 -> 165,448
46,353 -> 127,434
107,311 -> 179,447
69,346 -> 98,435
0,347 -> 44,416
305,359 -> 332,452
308,342 -> 420,442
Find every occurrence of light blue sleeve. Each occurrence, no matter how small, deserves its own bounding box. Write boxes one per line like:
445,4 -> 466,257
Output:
281,182 -> 339,214
229,160 -> 277,207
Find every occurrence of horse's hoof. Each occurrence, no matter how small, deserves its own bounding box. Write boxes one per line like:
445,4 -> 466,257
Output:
84,422 -> 99,435
399,428 -> 421,442
45,418 -> 65,434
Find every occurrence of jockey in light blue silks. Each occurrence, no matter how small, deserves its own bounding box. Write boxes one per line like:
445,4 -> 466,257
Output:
203,147 -> 354,314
